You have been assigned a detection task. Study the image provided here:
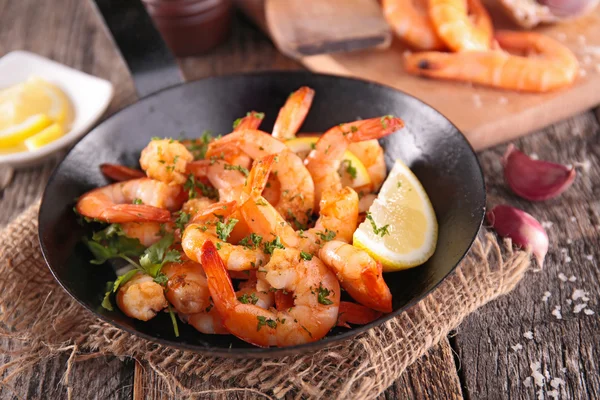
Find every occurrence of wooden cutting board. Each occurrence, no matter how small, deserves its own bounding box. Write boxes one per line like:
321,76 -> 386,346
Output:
238,0 -> 600,150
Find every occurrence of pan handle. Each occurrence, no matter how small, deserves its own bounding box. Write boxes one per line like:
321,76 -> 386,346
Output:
91,0 -> 183,98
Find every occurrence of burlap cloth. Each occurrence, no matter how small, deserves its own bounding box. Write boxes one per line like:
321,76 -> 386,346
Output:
0,202 -> 531,399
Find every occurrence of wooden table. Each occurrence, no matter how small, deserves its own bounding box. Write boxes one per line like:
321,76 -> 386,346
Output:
1,1 -> 598,399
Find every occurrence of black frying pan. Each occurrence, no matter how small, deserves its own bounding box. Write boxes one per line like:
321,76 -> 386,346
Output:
38,0 -> 486,357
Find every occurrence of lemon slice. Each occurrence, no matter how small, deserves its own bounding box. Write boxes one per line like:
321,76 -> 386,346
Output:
0,76 -> 73,132
0,114 -> 53,149
285,137 -> 371,189
353,159 -> 438,271
24,123 -> 64,150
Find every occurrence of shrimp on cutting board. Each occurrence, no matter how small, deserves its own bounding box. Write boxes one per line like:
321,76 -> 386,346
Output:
404,31 -> 579,92
382,0 -> 446,50
429,0 -> 494,52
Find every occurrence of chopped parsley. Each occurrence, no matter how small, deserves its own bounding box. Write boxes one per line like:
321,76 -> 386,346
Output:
397,181 -> 402,188
239,233 -> 263,249
232,117 -> 243,129
316,229 -> 336,243
132,198 -> 143,205
223,163 -> 249,177
263,236 -> 285,255
249,111 -> 265,120
342,160 -> 357,180
174,211 -> 191,231
365,212 -> 390,237
255,198 -> 268,206
238,292 -> 259,305
216,218 -> 238,241
184,174 -> 218,200
184,130 -> 212,160
380,115 -> 395,129
300,251 -> 313,261
317,284 -> 334,305
257,316 -> 277,331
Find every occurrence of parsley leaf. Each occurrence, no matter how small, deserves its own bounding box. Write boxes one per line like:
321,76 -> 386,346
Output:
153,271 -> 169,286
139,232 -> 182,277
86,224 -> 145,265
101,269 -> 138,311
223,163 -> 249,177
132,198 -> 143,205
263,236 -> 285,255
317,284 -> 334,305
316,229 -> 336,243
343,160 -> 357,180
300,251 -> 313,261
174,211 -> 191,231
249,111 -> 265,120
256,315 -> 276,331
216,218 -> 238,241
365,212 -> 390,237
380,115 -> 394,129
232,117 -> 243,129
239,233 -> 263,249
184,130 -> 212,160
238,292 -> 259,305
167,303 -> 180,337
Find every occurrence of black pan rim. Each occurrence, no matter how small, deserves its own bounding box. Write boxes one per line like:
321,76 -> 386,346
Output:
38,70 -> 486,358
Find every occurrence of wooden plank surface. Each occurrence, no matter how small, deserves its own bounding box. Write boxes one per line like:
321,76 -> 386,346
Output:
453,110 -> 600,399
1,0 -> 599,399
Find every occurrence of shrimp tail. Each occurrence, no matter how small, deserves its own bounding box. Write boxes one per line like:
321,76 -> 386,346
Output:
191,201 -> 237,223
343,117 -> 404,142
200,241 -> 238,308
100,164 -> 145,182
362,262 -> 393,313
98,204 -> 171,223
244,154 -> 276,197
272,86 -> 315,140
337,301 -> 383,328
234,111 -> 265,132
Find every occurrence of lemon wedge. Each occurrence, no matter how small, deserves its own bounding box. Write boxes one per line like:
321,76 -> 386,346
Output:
0,114 -> 53,149
24,123 -> 64,150
285,137 -> 371,189
353,159 -> 438,271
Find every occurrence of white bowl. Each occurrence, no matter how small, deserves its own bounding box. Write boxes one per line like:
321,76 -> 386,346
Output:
0,51 -> 114,167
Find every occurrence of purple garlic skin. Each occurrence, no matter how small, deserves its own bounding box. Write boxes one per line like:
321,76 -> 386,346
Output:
487,205 -> 549,268
502,144 -> 576,202
537,0 -> 599,17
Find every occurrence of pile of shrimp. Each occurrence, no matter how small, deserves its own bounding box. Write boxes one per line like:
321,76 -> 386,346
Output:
382,0 -> 579,92
76,87 -> 405,348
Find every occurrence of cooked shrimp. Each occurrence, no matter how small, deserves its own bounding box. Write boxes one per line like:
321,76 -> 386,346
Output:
240,186 -> 358,255
185,309 -> 229,334
140,139 -> 194,185
404,31 -> 579,92
116,272 -> 168,321
382,0 -> 446,50
336,301 -> 383,328
76,178 -> 183,223
429,0 -> 493,51
305,116 -> 403,206
348,139 -> 387,191
182,201 -> 268,271
120,221 -> 173,247
163,260 -> 211,314
234,111 -> 265,131
181,197 -> 216,218
272,86 -> 315,141
201,242 -> 340,347
100,163 -> 145,182
319,241 -> 392,313
207,130 -> 315,226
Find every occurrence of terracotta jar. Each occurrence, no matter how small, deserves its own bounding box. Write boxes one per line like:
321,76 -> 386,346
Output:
142,0 -> 232,57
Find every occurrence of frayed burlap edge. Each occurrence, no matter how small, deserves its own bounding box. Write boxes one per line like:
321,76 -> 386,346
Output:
0,202 -> 531,399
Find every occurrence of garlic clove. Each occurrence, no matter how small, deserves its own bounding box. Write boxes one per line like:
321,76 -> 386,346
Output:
503,144 -> 576,201
487,205 -> 549,267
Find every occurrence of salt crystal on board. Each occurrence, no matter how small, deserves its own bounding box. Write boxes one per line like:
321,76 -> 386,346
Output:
523,331 -> 534,340
552,306 -> 562,319
551,378 -> 565,388
542,221 -> 553,229
585,254 -> 593,261
524,376 -> 533,387
573,303 -> 587,313
572,289 -> 588,301
544,370 -> 551,380
565,256 -> 572,263
570,216 -> 577,222
569,275 -> 577,282
530,362 -> 545,387
566,239 -> 572,244
542,291 -> 551,302
584,309 -> 595,315
512,343 -> 523,351
566,299 -> 572,305
548,390 -> 559,399
558,273 -> 568,282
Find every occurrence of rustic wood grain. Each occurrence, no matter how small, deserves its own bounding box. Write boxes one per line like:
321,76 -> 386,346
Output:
454,110 -> 600,399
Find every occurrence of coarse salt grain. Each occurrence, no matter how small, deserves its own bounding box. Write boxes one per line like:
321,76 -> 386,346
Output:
560,248 -> 568,253
570,216 -> 577,222
512,343 -> 523,351
565,256 -> 572,263
567,239 -> 572,244
569,275 -> 577,282
524,376 -> 533,387
530,362 -> 545,387
573,303 -> 587,313
523,331 -> 534,339
542,291 -> 551,302
558,273 -> 568,282
551,378 -> 565,388
542,221 -> 554,229
548,390 -> 559,399
566,299 -> 573,305
544,370 -> 551,380
572,289 -> 588,301
561,368 -> 567,373
584,309 -> 595,315
585,254 -> 593,261
552,306 -> 562,319
530,153 -> 539,160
